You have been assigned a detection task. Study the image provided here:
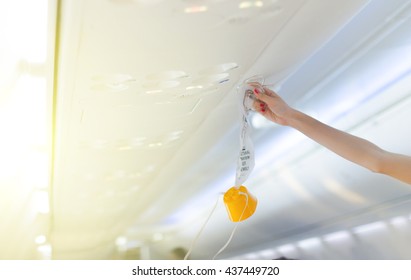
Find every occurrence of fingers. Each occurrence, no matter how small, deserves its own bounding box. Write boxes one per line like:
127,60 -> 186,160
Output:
247,82 -> 281,117
253,99 -> 267,113
247,82 -> 277,98
252,87 -> 271,103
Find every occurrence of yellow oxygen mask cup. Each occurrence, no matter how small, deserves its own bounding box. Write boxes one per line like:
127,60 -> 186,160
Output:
224,186 -> 257,222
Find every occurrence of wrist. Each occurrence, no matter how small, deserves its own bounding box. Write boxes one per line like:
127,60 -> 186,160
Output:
285,109 -> 304,128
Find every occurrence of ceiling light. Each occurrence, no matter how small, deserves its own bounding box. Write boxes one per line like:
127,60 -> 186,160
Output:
166,130 -> 184,142
323,230 -> 352,243
37,244 -> 52,258
257,249 -> 277,258
255,1 -> 264,8
243,253 -> 259,259
239,1 -> 253,9
33,190 -> 49,214
148,142 -> 163,148
35,235 -> 47,245
353,221 -> 387,235
186,85 -> 203,90
389,216 -> 409,228
184,6 -> 208,14
116,236 -> 127,247
277,244 -> 297,255
169,130 -> 184,137
297,237 -> 322,250
239,1 -> 264,9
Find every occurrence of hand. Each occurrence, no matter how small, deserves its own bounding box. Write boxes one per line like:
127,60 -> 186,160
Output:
249,83 -> 294,126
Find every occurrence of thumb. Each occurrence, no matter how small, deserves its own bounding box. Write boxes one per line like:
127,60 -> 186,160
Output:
252,87 -> 271,103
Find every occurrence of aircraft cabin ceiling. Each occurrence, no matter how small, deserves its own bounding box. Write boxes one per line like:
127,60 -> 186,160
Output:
1,0 -> 411,260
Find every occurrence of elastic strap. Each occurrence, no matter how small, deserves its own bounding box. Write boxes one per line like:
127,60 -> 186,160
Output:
184,195 -> 221,260
212,192 -> 249,260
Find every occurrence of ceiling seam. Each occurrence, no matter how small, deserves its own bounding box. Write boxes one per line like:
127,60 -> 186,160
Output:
49,0 -> 62,259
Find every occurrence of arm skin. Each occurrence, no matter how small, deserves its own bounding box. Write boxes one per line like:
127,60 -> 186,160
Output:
251,85 -> 411,185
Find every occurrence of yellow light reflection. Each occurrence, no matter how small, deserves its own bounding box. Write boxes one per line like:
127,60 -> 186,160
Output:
35,235 -> 47,245
0,0 -> 51,259
33,190 -> 50,214
0,75 -> 48,182
321,177 -> 367,205
280,168 -> 315,202
4,0 -> 49,63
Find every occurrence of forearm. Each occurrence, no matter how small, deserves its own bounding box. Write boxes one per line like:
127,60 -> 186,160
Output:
287,109 -> 384,173
251,85 -> 411,184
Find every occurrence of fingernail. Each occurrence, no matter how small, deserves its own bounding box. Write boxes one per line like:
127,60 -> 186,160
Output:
253,88 -> 261,95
